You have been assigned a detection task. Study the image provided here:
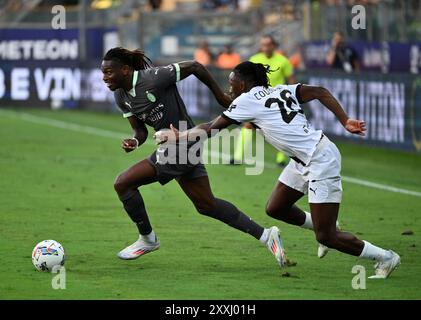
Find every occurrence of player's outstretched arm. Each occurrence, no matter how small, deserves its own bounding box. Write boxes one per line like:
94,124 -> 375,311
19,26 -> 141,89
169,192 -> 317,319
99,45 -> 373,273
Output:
298,84 -> 366,136
154,116 -> 232,144
177,61 -> 232,108
121,116 -> 148,153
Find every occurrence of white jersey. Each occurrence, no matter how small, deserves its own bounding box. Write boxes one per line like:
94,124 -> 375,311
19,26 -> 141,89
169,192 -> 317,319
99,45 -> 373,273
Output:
222,84 -> 323,166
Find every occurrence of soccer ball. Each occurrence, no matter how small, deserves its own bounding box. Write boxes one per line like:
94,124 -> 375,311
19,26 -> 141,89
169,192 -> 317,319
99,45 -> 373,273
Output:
32,240 -> 65,272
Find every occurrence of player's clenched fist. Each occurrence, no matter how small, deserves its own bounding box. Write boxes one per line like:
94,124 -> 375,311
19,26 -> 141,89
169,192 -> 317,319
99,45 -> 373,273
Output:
121,138 -> 139,152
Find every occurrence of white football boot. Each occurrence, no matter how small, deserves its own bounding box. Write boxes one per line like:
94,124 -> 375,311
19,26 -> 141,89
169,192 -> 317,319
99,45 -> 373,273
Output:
317,221 -> 341,258
266,226 -> 287,268
368,250 -> 400,279
117,234 -> 160,260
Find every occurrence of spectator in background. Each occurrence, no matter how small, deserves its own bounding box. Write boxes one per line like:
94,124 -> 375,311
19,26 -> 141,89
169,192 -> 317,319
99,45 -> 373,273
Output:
231,35 -> 295,167
194,40 -> 214,66
149,0 -> 162,10
326,31 -> 360,73
202,0 -> 218,10
216,44 -> 241,69
289,44 -> 304,70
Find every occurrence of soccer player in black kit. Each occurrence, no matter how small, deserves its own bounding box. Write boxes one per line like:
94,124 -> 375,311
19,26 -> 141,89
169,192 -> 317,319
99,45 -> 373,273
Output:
101,47 -> 286,267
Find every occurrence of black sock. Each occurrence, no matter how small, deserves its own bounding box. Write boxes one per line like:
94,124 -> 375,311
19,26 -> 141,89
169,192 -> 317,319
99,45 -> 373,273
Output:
203,198 -> 264,240
118,189 -> 152,235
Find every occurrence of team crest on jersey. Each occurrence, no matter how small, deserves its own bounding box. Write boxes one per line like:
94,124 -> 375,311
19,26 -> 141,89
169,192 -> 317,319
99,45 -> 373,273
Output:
146,91 -> 157,103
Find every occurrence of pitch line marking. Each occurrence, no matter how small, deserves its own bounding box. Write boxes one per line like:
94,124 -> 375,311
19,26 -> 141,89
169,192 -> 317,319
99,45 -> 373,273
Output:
1,109 -> 421,198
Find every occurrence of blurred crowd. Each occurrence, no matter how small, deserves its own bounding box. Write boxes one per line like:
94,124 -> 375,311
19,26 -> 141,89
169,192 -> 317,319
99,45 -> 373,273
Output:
201,0 -> 238,10
194,41 -> 241,69
201,0 -> 260,11
193,38 -> 303,71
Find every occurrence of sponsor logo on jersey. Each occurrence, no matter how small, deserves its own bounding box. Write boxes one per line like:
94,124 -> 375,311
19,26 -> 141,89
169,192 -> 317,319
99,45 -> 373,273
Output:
143,103 -> 164,124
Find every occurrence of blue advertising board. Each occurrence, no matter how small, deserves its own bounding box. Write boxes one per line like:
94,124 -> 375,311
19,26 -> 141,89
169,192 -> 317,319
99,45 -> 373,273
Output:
297,71 -> 421,152
0,28 -> 117,108
302,41 -> 421,74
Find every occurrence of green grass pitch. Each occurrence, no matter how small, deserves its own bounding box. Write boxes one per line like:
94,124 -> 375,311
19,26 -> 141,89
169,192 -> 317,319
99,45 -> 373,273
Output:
0,108 -> 420,299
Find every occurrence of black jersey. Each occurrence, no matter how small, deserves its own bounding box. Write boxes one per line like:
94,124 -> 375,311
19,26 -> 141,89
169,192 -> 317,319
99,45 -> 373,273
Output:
114,63 -> 195,131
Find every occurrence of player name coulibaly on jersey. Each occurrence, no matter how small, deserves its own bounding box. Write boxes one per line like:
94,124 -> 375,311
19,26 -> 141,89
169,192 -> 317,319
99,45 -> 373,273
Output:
114,63 -> 195,131
222,84 -> 323,166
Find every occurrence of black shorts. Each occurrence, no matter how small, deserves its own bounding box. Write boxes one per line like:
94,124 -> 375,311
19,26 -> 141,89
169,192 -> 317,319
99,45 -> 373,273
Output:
146,150 -> 208,185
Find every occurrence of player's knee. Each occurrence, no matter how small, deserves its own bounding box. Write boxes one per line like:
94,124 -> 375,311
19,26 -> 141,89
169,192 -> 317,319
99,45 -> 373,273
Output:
315,231 -> 336,247
113,174 -> 128,195
195,200 -> 216,216
265,204 -> 277,218
265,202 -> 288,218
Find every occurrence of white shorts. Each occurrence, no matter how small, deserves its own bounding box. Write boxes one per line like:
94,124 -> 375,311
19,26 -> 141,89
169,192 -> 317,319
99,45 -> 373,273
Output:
278,135 -> 343,203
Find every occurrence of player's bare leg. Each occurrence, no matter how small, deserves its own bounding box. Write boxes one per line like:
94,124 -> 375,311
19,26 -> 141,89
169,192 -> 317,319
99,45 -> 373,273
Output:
310,203 -> 362,254
178,175 -> 287,267
310,203 -> 400,279
265,182 -> 333,257
265,182 -> 305,226
114,159 -> 160,260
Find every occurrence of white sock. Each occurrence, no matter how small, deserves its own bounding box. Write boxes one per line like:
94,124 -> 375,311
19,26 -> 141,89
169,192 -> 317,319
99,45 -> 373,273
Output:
359,240 -> 392,262
141,230 -> 156,243
300,211 -> 340,231
259,228 -> 270,244
300,211 -> 314,230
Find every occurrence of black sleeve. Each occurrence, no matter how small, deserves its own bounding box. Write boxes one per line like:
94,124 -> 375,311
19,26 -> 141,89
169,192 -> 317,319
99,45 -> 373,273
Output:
152,64 -> 180,89
114,90 -> 133,118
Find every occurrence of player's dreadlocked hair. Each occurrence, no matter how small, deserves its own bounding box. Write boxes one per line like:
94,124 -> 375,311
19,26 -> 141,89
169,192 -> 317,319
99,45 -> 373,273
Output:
233,61 -> 272,88
103,47 -> 153,70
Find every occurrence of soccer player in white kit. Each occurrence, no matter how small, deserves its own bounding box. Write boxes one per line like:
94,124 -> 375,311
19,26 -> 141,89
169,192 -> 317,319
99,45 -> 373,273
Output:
155,61 -> 400,279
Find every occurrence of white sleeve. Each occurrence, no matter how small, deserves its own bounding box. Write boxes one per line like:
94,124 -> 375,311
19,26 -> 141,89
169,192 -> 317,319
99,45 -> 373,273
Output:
221,97 -> 254,124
